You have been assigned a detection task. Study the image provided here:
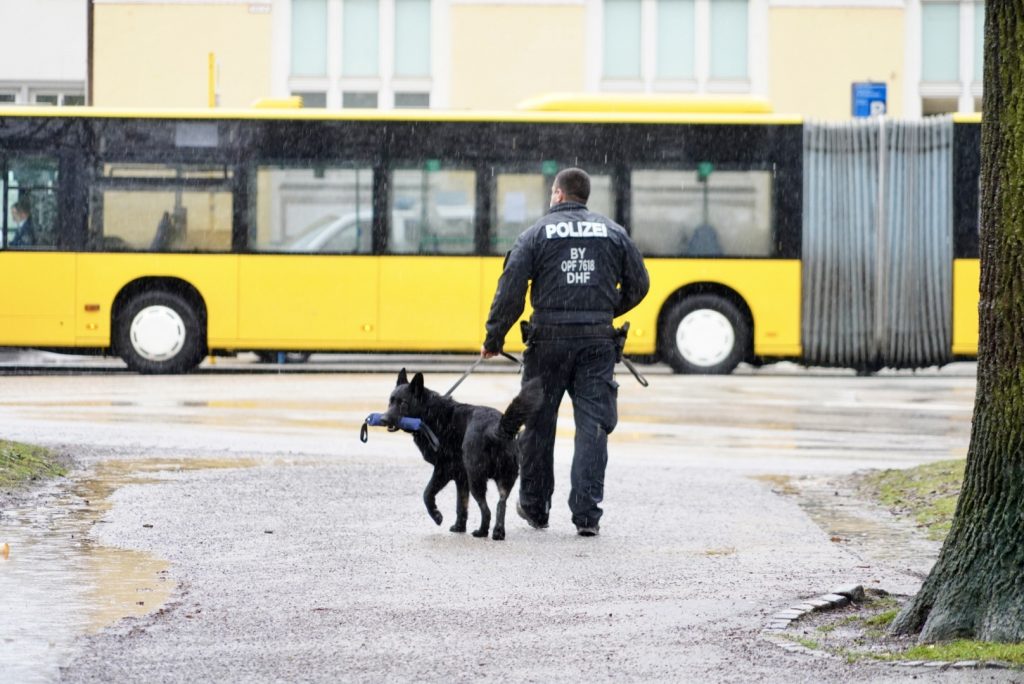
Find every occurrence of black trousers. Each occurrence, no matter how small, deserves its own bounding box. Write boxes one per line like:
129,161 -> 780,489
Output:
518,336 -> 619,528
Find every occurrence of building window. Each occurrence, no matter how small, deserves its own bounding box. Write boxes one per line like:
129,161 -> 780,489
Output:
919,0 -> 984,115
709,0 -> 747,81
342,91 -> 378,108
28,91 -> 85,107
0,86 -> 84,106
656,0 -> 695,80
395,92 -> 429,108
292,0 -> 328,76
395,0 -> 430,78
599,0 -> 752,92
603,0 -> 642,79
343,0 -> 379,78
287,0 -> 435,109
294,91 -> 327,107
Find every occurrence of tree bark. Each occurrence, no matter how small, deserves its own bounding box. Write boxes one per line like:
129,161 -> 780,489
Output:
890,4 -> 1024,643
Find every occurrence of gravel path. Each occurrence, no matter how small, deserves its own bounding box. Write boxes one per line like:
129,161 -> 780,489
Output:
0,368 -> 1013,682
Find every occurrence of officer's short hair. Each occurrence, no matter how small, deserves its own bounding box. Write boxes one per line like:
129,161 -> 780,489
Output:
555,168 -> 590,204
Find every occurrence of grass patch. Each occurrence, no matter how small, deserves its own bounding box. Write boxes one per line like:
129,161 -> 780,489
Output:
863,608 -> 899,628
901,640 -> 1024,665
0,440 -> 65,490
787,635 -> 820,650
856,459 -> 964,540
792,593 -> 1024,669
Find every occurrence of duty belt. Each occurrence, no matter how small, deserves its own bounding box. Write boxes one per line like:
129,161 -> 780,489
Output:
520,321 -> 648,387
524,323 -> 616,341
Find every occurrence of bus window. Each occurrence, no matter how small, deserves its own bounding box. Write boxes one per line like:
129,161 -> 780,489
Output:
630,168 -> 774,257
88,163 -> 233,252
490,168 -> 614,254
3,157 -> 59,250
249,166 -> 373,253
389,166 -> 475,254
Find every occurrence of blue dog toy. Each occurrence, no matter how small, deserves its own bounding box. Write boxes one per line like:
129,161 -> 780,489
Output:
361,413 -> 440,450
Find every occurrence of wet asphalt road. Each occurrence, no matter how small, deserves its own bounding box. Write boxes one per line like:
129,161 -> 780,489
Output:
0,357 -> 1015,682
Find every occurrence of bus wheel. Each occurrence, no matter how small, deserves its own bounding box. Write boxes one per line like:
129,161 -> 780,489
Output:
115,291 -> 206,374
659,295 -> 749,375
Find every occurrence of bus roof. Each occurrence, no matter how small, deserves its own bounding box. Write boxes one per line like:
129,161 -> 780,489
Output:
517,92 -> 774,115
0,105 -> 803,126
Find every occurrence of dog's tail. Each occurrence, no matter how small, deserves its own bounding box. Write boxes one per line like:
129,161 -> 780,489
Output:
496,378 -> 544,440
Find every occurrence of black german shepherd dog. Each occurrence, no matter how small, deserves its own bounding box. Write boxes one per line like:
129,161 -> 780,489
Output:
381,369 -> 542,540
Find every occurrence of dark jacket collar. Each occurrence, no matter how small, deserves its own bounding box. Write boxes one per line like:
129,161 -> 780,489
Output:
546,201 -> 588,215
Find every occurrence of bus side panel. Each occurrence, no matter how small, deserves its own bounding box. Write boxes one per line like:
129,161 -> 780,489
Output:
952,258 -> 980,356
237,255 -> 378,347
0,253 -> 76,345
479,256 -> 533,353
633,259 -> 803,357
378,256 -> 482,350
75,254 -> 239,346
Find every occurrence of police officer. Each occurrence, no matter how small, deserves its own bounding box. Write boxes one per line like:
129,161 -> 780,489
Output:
481,167 -> 649,536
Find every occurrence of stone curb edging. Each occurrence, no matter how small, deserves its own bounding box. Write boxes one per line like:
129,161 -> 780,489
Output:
759,584 -> 1012,671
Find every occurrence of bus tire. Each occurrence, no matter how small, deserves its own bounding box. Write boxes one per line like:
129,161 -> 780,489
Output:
115,291 -> 206,374
659,295 -> 749,375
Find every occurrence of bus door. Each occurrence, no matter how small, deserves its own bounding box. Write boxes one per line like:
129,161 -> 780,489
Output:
237,165 -> 379,348
0,155 -> 75,346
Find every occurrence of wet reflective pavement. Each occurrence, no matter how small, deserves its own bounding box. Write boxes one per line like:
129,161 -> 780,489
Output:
0,361 -> 984,682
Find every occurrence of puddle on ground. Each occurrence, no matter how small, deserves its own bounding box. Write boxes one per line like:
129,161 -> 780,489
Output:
752,474 -> 941,575
0,456 -> 256,683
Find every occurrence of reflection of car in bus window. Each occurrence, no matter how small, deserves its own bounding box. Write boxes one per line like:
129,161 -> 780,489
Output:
280,209 -> 429,253
282,210 -> 372,253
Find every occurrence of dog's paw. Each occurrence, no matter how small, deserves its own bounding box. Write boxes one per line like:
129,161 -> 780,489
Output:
429,510 -> 443,526
449,523 -> 466,533
492,527 -> 505,541
471,528 -> 489,538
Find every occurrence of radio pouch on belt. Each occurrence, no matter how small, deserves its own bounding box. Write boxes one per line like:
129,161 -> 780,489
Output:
520,320 -> 533,345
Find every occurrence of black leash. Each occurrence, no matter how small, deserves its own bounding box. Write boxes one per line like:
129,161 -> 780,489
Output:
620,356 -> 649,387
443,351 -> 521,397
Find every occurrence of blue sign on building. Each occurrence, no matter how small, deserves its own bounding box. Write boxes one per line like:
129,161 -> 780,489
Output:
852,82 -> 887,117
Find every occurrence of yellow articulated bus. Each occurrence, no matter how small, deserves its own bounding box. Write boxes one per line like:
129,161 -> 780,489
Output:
0,100 -> 980,374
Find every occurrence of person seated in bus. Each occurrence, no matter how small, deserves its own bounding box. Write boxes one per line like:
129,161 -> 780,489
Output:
9,199 -> 35,247
685,222 -> 722,257
150,210 -> 185,251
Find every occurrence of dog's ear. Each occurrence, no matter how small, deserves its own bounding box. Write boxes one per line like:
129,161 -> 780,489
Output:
397,368 -> 408,386
410,372 -> 424,395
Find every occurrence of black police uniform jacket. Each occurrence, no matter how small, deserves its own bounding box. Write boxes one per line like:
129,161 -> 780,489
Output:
484,201 -> 650,351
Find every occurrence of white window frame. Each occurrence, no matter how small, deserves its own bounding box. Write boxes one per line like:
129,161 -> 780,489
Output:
274,0 -> 448,109
0,83 -> 85,106
905,0 -> 984,117
587,0 -> 767,96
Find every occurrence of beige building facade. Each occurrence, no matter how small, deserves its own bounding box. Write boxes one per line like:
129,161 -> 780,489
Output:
83,0 -> 984,119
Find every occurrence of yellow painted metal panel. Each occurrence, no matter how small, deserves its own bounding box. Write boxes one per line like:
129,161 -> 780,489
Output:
379,257 -> 483,350
0,253 -> 76,345
628,259 -> 803,356
74,254 -> 238,345
519,93 -> 774,114
0,107 -> 802,127
479,257 -> 532,353
237,255 -> 378,347
952,258 -> 980,355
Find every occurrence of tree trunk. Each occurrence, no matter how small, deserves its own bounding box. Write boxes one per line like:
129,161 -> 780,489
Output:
890,5 -> 1024,643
